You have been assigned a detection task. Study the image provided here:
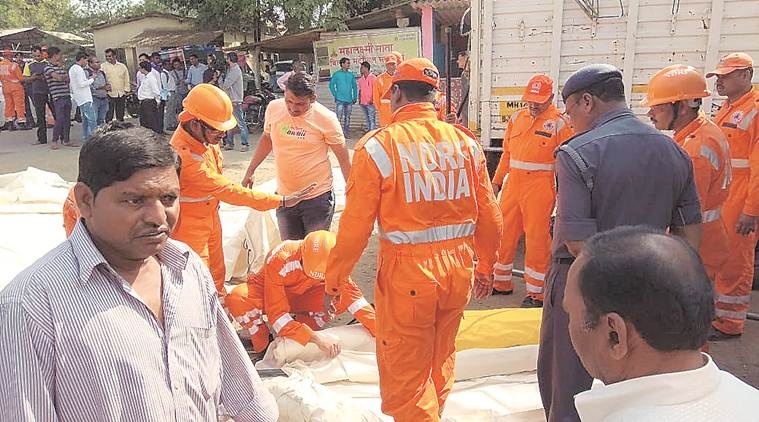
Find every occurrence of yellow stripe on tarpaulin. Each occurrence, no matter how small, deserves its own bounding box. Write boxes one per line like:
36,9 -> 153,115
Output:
455,308 -> 542,351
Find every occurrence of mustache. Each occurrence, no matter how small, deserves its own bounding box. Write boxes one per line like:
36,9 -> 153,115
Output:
136,226 -> 170,237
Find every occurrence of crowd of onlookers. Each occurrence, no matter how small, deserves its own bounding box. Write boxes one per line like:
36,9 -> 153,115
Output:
0,46 -> 252,150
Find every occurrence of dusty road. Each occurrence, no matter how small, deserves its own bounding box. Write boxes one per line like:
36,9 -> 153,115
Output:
1,120 -> 757,388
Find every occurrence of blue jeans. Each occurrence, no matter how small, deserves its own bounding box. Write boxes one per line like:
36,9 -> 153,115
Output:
360,104 -> 377,130
276,190 -> 335,241
93,97 -> 109,125
335,101 -> 352,137
79,101 -> 97,141
224,103 -> 249,147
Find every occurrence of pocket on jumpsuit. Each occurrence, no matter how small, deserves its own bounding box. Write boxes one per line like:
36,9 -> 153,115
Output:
379,269 -> 439,359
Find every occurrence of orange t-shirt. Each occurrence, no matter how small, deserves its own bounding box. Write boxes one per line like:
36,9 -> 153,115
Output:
264,99 -> 345,199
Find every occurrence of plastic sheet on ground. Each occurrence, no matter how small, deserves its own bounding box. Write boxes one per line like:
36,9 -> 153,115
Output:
0,167 -> 348,289
259,309 -> 545,422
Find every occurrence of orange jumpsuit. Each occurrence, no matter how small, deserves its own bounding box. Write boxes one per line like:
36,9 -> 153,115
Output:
325,102 -> 502,421
714,90 -> 759,335
673,114 -> 732,281
63,186 -> 79,237
372,72 -> 394,127
226,240 -> 376,352
0,59 -> 26,123
490,105 -> 573,298
170,125 -> 282,299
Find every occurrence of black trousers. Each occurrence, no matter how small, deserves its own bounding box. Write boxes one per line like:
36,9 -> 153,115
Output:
32,93 -> 52,143
107,96 -> 126,122
139,99 -> 161,134
537,259 -> 593,422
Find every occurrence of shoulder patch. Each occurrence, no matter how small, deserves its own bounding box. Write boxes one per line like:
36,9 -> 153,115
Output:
355,127 -> 388,150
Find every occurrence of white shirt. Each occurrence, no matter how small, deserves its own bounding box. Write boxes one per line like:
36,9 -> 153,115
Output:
161,69 -> 176,92
574,354 -> 759,422
68,63 -> 94,106
137,69 -> 162,102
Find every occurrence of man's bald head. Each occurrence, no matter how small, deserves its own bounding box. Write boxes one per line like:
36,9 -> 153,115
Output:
577,226 -> 714,351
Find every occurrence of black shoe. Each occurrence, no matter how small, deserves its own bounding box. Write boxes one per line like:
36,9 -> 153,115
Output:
521,296 -> 544,308
492,288 -> 514,296
707,327 -> 741,342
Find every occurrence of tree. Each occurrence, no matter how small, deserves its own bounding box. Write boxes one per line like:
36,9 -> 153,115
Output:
160,0 -> 387,35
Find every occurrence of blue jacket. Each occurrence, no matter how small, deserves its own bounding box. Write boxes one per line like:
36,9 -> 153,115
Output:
329,69 -> 358,103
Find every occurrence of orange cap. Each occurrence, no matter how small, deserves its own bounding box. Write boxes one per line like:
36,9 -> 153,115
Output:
640,65 -> 710,107
391,51 -> 403,63
384,54 -> 398,65
301,230 -> 336,280
179,83 -> 237,131
522,74 -> 554,103
382,58 -> 440,99
706,52 -> 753,78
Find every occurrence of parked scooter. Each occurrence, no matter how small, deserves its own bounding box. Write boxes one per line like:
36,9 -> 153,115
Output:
242,81 -> 275,130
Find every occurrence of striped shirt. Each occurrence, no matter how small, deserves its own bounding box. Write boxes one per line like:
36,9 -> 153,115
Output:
44,63 -> 70,100
0,222 -> 278,422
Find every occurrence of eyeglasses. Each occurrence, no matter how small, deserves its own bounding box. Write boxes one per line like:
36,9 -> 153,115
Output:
198,120 -> 226,136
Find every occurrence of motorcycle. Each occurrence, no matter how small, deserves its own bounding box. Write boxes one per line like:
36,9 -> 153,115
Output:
242,81 -> 275,130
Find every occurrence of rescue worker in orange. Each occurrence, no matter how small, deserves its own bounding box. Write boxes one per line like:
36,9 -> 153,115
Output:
433,90 -> 457,123
63,186 -> 79,237
490,75 -> 573,307
226,230 -> 376,356
170,84 -> 313,303
325,58 -> 502,422
706,52 -> 759,341
0,50 -> 27,130
372,54 -> 397,127
644,64 -> 732,283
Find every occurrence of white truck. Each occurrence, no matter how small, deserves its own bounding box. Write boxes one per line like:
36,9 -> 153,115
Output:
468,0 -> 759,165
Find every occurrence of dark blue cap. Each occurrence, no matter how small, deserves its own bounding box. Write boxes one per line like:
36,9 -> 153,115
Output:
561,64 -> 623,100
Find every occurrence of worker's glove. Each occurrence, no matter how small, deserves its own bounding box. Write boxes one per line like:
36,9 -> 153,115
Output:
282,183 -> 317,207
473,272 -> 493,301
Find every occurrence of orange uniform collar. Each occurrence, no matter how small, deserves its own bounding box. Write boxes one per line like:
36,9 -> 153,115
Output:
390,102 -> 438,123
171,123 -> 209,157
673,114 -> 707,146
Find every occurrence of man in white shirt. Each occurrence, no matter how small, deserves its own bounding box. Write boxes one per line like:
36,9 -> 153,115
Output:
221,52 -> 248,151
69,52 -> 96,141
161,59 -> 179,131
564,226 -> 759,422
136,61 -> 162,134
276,61 -> 305,92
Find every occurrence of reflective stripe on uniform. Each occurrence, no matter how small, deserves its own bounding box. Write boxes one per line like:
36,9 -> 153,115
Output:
737,109 -> 757,130
715,309 -> 747,320
179,195 -> 213,203
311,313 -> 328,328
190,152 -> 204,162
556,118 -> 566,131
510,159 -> 554,171
380,222 -> 476,245
732,158 -> 750,168
494,263 -> 514,271
525,283 -> 543,294
278,260 -> 303,278
347,297 -> 371,314
524,266 -> 546,281
702,208 -> 721,223
364,137 -> 393,178
271,313 -> 294,332
493,274 -> 512,282
715,293 -> 752,305
700,146 -> 720,171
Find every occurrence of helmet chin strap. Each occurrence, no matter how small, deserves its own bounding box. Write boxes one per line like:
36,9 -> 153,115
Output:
667,101 -> 681,131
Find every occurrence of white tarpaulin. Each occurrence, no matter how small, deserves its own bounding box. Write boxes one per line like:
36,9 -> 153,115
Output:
0,167 -> 347,289
258,325 -> 545,422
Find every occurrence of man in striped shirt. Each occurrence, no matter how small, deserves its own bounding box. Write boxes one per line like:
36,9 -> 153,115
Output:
0,123 -> 278,421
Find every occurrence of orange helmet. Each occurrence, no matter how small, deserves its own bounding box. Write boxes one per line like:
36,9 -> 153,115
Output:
391,51 -> 403,63
641,65 -> 710,107
301,230 -> 337,280
179,83 -> 237,131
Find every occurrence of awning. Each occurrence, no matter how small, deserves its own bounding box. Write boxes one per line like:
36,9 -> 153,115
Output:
121,29 -> 224,49
254,29 -> 323,53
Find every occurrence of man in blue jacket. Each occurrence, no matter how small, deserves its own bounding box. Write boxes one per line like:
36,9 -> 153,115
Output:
329,57 -> 358,137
